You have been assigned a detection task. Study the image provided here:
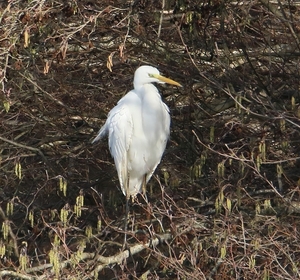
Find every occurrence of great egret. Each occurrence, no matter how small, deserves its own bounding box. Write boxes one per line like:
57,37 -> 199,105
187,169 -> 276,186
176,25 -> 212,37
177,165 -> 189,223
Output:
93,65 -> 181,197
92,65 -> 181,243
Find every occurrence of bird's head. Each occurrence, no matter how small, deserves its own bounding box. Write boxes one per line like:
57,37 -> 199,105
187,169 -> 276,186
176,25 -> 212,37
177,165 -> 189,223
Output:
133,65 -> 182,89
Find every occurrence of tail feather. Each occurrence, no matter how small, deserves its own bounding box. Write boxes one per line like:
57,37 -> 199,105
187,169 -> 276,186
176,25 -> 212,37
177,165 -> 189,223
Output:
92,124 -> 107,144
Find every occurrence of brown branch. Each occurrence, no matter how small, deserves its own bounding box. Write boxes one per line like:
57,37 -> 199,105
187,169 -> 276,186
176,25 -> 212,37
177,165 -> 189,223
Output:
22,233 -> 172,279
0,136 -> 47,163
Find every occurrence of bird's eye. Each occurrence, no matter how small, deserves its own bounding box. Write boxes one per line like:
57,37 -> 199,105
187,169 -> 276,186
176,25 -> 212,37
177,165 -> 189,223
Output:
148,73 -> 154,78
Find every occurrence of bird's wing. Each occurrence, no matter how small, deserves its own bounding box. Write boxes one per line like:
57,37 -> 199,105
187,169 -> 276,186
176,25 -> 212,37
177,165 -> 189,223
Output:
91,96 -> 135,145
106,100 -> 134,195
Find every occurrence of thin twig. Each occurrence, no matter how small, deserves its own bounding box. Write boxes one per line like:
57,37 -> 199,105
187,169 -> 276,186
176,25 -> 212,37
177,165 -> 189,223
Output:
0,135 -> 47,163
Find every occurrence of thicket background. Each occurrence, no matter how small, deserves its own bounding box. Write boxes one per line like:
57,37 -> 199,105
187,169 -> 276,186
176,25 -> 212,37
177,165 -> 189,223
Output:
1,0 -> 300,279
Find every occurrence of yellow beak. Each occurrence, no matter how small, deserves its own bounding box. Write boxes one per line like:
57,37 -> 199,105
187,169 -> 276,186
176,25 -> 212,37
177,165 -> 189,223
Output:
152,74 -> 182,87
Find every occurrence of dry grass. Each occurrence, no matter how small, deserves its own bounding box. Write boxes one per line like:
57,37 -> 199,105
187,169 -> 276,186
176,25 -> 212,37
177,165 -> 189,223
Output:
0,0 -> 300,279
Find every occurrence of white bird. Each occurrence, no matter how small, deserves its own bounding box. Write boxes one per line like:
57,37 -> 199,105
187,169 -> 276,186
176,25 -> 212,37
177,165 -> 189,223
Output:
92,65 -> 182,200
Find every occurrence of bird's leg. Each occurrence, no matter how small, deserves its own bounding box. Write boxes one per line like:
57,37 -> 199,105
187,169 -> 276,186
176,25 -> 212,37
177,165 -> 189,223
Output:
141,173 -> 152,231
123,195 -> 129,249
142,174 -> 148,203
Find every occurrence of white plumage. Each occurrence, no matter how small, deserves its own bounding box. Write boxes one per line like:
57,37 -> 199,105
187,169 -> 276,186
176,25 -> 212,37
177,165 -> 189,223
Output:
92,65 -> 181,198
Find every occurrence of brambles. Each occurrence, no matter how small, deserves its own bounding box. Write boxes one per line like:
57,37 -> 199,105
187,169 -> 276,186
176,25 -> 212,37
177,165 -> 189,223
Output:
1,0 -> 300,279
